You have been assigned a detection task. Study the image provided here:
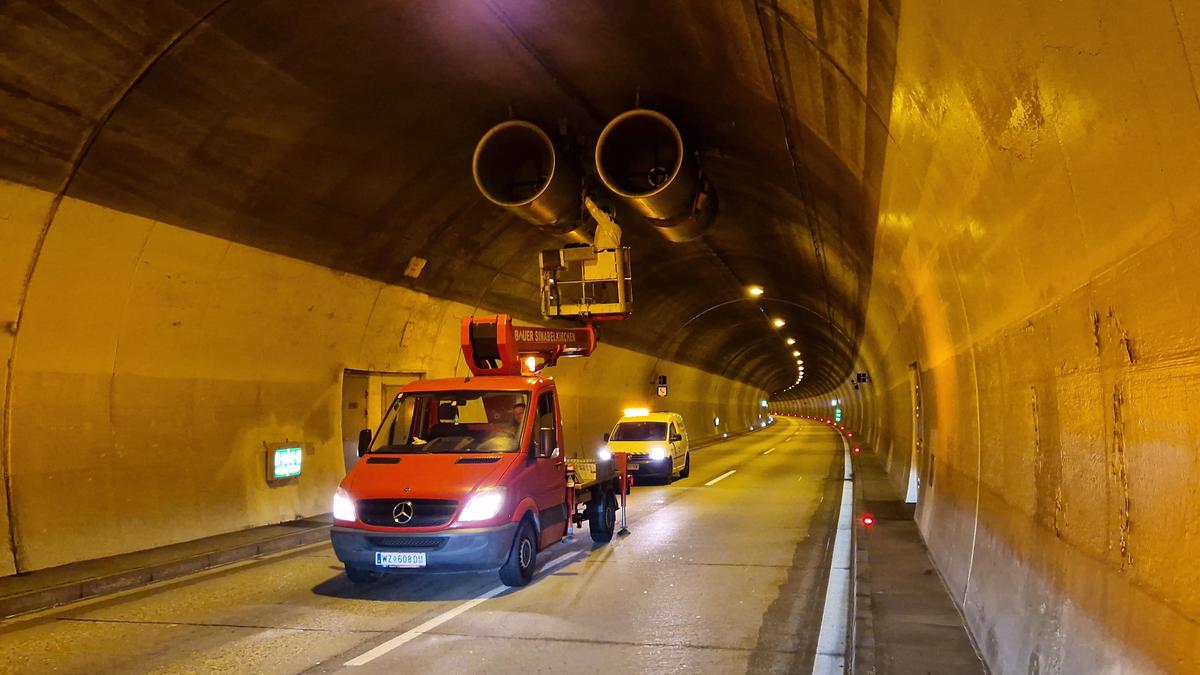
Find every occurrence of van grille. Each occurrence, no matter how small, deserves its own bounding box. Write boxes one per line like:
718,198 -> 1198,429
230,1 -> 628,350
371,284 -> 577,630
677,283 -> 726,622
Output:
366,536 -> 446,550
358,499 -> 458,527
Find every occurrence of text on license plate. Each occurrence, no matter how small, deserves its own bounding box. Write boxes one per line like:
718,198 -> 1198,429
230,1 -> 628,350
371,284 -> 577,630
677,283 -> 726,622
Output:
627,463 -> 640,471
375,551 -> 426,568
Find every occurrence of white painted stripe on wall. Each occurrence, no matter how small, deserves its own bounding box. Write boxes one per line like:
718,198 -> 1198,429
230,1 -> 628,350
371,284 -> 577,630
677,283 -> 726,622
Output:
813,434 -> 853,675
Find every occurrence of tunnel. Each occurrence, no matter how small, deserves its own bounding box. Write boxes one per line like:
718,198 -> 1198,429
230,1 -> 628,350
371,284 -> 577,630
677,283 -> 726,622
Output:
1,1 -> 1197,673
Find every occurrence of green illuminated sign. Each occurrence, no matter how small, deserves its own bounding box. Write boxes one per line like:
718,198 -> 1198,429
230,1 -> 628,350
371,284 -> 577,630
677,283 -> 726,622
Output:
272,446 -> 303,479
834,407 -> 843,423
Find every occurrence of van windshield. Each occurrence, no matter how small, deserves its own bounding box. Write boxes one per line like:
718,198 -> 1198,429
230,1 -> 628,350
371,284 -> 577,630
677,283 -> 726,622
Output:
611,421 -> 668,442
369,390 -> 530,454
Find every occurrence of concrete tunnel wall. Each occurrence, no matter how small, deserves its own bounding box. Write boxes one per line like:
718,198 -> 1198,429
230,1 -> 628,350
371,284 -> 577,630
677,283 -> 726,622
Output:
0,180 -> 766,576
785,1 -> 1200,673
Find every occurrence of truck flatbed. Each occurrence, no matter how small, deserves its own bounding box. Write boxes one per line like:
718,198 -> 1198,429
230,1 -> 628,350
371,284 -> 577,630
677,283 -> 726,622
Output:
566,457 -> 617,489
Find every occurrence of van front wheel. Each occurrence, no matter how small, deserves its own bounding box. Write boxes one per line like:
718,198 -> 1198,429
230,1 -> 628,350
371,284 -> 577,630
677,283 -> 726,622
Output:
499,520 -> 538,587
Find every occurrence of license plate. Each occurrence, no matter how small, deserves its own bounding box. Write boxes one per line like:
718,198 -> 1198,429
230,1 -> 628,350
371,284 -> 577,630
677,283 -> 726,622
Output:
375,551 -> 426,568
627,463 -> 640,471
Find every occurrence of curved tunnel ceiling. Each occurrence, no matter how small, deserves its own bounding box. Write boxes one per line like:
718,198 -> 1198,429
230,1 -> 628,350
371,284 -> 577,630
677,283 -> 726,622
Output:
0,0 -> 898,397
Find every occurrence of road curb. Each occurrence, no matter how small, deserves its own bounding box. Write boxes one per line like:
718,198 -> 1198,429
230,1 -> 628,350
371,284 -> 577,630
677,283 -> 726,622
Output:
1,524 -> 330,620
849,446 -> 878,674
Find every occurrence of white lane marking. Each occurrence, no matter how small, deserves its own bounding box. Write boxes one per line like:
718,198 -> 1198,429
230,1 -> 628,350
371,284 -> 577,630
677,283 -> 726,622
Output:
762,448 -> 776,455
704,470 -> 736,486
344,549 -> 584,666
812,433 -> 853,675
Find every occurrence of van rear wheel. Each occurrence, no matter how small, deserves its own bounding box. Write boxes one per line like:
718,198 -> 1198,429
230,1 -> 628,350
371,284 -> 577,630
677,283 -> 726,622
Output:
588,491 -> 617,543
499,520 -> 538,587
679,452 -> 691,478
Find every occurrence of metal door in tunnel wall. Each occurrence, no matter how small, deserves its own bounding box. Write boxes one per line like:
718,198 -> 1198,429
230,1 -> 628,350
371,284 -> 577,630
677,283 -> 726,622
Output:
340,370 -> 422,472
906,363 -> 924,504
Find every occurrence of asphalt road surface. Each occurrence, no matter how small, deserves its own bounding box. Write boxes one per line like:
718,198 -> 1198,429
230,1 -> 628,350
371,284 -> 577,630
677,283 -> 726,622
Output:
0,417 -> 845,674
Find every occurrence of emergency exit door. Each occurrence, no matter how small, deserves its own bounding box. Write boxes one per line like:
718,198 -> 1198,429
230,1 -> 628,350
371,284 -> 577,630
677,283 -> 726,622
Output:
340,370 -> 422,472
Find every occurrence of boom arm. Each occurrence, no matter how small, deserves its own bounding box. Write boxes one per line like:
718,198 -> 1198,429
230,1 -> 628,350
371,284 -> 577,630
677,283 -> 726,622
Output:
461,314 -> 597,376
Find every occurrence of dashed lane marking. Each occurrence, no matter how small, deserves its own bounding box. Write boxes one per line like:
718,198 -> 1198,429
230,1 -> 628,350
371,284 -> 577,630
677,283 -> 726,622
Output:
763,448 -> 776,455
343,549 -> 585,666
704,470 -> 736,487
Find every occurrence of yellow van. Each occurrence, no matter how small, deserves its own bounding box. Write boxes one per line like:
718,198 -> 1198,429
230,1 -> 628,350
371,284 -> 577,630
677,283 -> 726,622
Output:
602,411 -> 690,482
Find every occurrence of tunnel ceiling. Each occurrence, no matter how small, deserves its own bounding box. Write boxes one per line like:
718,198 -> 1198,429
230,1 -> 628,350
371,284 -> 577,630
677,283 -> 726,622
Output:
1,0 -> 897,397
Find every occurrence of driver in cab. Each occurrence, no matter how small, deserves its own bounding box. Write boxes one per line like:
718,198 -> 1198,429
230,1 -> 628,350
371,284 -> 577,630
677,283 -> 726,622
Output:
510,401 -> 526,432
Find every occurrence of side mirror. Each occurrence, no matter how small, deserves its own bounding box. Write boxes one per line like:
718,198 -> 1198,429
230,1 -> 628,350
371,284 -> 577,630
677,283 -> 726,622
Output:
670,433 -> 682,443
603,432 -> 611,443
357,429 -> 372,456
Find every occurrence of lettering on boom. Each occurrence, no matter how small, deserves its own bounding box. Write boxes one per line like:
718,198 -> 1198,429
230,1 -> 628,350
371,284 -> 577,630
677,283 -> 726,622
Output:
514,328 -> 579,344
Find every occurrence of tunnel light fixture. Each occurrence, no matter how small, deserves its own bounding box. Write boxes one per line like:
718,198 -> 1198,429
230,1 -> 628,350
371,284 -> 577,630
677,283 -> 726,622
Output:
792,350 -> 800,357
747,285 -> 765,297
772,318 -> 786,328
785,338 -> 795,345
714,416 -> 721,426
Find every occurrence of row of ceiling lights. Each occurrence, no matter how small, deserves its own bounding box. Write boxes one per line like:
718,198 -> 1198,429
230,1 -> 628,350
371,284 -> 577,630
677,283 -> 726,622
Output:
746,285 -> 804,394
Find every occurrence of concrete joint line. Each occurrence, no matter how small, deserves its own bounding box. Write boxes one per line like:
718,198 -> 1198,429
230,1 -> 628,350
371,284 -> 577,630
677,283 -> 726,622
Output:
427,628 -> 801,655
56,615 -> 381,635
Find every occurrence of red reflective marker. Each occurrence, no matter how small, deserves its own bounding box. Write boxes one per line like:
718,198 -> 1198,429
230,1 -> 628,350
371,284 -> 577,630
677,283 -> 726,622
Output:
861,514 -> 875,527
852,446 -> 860,454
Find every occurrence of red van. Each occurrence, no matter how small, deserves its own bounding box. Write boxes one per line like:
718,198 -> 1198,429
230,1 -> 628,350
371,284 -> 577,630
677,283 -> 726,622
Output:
331,374 -> 620,586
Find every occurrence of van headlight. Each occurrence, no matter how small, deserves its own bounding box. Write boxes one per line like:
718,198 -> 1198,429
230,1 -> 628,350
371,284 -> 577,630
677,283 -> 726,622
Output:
459,487 -> 507,522
332,488 -> 356,522
648,445 -> 667,460
598,447 -> 613,461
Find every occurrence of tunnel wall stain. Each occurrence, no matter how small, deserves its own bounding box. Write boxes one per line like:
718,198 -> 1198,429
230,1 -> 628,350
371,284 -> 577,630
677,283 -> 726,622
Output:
0,181 -> 765,574
798,0 -> 1200,672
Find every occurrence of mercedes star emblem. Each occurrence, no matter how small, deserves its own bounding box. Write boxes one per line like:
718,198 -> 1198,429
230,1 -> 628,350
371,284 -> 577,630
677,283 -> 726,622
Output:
392,500 -> 415,525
